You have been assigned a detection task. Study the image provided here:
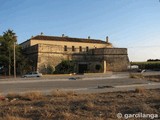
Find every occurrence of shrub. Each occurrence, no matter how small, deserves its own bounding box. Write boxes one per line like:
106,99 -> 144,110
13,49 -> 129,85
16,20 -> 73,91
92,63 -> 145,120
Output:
22,91 -> 44,100
135,87 -> 146,93
51,89 -> 67,97
130,73 -> 144,79
54,60 -> 75,74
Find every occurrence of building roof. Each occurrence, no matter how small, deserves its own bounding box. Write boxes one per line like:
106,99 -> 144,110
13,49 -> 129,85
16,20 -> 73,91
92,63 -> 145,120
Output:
31,35 -> 107,44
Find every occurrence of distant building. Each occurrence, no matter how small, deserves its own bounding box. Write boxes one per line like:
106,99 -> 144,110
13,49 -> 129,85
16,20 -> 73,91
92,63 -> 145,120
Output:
20,35 -> 129,73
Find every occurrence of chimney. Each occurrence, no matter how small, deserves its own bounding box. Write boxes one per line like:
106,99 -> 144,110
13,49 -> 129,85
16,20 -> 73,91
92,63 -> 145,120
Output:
40,32 -> 44,35
106,36 -> 109,43
88,36 -> 90,39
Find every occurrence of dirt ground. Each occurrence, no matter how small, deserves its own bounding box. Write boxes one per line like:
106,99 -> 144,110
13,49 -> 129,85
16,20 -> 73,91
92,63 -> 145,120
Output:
0,88 -> 159,120
145,75 -> 160,82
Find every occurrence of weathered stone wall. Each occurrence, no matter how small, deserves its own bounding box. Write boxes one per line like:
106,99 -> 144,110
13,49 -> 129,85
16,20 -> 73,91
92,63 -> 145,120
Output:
94,48 -> 129,71
93,48 -> 128,55
30,39 -> 112,50
23,43 -> 129,73
103,55 -> 129,71
37,53 -> 65,73
37,44 -> 70,73
72,48 -> 129,72
22,45 -> 38,71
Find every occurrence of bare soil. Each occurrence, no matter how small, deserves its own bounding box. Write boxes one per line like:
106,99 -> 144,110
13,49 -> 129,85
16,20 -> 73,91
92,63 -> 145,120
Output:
0,89 -> 159,120
144,75 -> 160,82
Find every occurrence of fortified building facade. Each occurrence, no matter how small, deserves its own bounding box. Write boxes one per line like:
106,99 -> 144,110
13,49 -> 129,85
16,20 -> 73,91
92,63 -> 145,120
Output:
20,35 -> 129,73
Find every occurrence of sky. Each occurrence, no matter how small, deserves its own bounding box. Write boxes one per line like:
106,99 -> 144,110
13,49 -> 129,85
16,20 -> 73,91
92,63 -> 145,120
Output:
0,0 -> 160,61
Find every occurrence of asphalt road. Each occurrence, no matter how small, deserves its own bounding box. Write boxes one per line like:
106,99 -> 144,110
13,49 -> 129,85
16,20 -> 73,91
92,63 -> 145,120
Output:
0,72 -> 160,94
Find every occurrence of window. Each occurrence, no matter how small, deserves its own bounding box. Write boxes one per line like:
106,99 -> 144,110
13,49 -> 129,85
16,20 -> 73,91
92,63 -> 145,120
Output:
79,46 -> 82,52
95,64 -> 101,71
72,46 -> 75,51
64,45 -> 67,51
86,46 -> 89,52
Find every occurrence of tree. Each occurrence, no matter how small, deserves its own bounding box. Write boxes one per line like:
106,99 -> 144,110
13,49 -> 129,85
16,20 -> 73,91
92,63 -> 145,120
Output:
0,29 -> 32,76
16,47 -> 33,75
0,36 -> 8,75
2,29 -> 17,75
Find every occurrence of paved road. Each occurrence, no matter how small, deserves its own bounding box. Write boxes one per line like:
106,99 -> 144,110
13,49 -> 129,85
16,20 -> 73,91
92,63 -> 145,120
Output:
0,72 -> 160,94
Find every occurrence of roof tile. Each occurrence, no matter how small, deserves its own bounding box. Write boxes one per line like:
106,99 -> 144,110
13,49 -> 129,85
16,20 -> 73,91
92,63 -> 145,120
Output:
32,35 -> 106,44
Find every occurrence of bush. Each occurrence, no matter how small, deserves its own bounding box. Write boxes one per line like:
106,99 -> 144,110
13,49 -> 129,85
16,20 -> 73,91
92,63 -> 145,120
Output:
131,61 -> 160,70
54,60 -> 75,74
130,73 -> 144,79
135,87 -> 146,93
22,91 -> 44,100
46,65 -> 54,74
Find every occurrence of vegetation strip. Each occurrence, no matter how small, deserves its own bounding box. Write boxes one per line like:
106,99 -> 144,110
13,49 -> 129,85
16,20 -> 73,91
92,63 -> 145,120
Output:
0,89 -> 159,120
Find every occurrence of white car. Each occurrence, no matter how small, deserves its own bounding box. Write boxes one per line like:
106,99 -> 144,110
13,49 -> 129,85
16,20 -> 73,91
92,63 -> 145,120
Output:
23,71 -> 42,78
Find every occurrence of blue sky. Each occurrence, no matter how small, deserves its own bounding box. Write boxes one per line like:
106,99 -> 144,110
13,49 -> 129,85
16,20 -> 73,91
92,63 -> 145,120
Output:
0,0 -> 160,61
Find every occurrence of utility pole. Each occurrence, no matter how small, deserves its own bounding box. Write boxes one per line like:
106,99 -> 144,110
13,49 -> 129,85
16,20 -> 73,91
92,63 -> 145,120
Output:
13,36 -> 17,79
14,42 -> 16,78
8,48 -> 11,76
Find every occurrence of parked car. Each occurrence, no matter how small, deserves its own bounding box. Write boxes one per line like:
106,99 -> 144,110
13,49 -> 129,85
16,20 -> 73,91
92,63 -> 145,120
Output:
22,71 -> 42,78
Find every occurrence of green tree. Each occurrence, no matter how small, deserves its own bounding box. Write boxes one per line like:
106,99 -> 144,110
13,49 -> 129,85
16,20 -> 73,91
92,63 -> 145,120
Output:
0,29 -> 31,76
2,29 -> 17,75
54,60 -> 75,74
15,45 -> 31,75
0,36 -> 8,75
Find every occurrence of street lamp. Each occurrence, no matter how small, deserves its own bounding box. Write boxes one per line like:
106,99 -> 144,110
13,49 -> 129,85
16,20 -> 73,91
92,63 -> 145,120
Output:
13,36 -> 17,78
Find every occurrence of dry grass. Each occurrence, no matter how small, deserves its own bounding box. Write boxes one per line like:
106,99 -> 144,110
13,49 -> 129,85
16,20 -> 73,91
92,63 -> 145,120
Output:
6,91 -> 44,101
51,89 -> 68,97
22,91 -> 44,100
145,75 -> 160,82
0,89 -> 160,120
51,89 -> 77,99
0,115 -> 31,120
135,87 -> 146,93
130,73 -> 160,82
130,73 -> 144,79
149,78 -> 160,82
6,92 -> 20,99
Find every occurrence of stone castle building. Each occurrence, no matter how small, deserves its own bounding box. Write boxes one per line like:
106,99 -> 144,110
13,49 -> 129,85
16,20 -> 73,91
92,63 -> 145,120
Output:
20,34 -> 129,73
